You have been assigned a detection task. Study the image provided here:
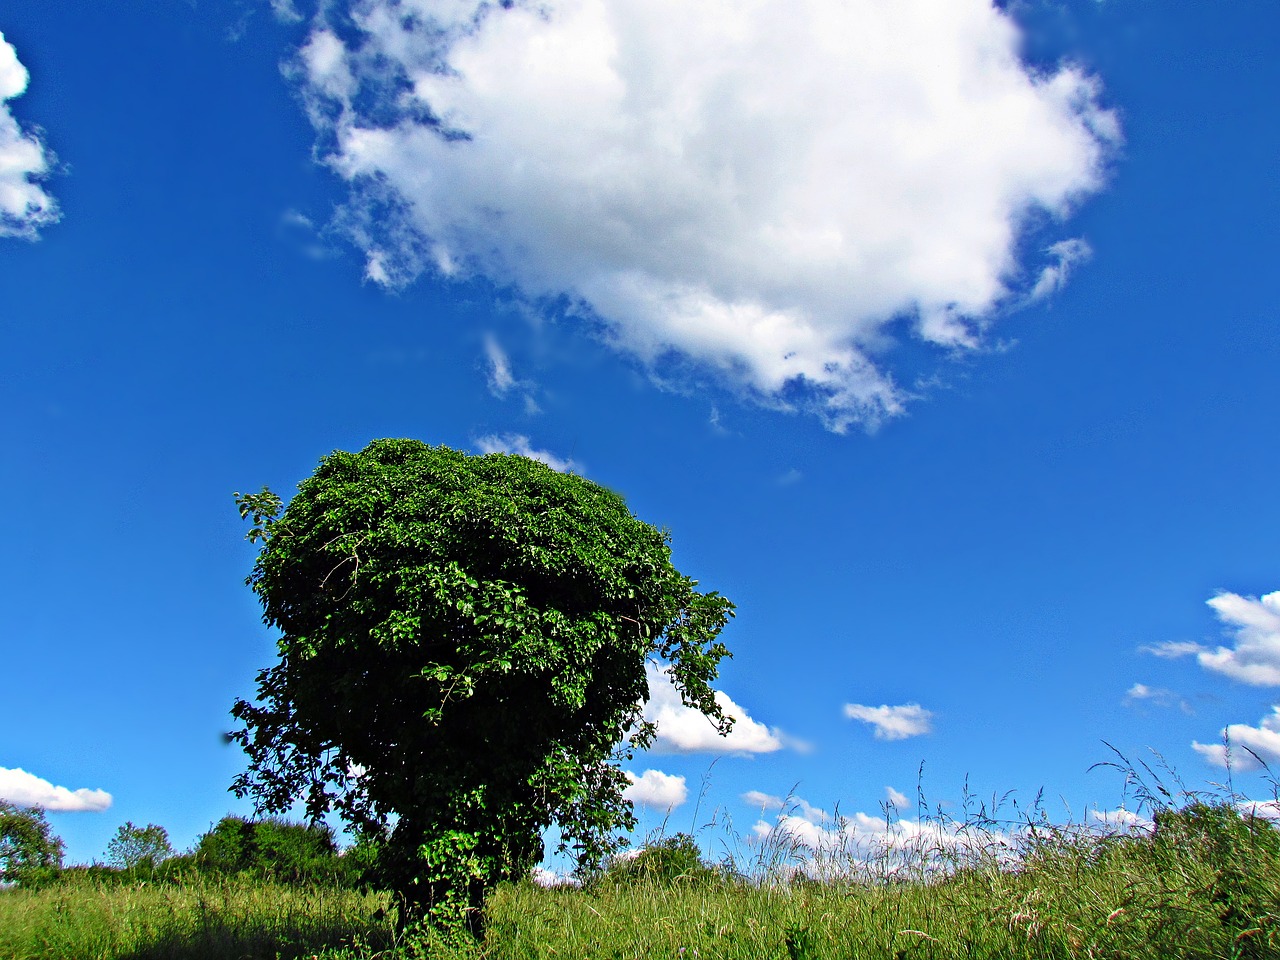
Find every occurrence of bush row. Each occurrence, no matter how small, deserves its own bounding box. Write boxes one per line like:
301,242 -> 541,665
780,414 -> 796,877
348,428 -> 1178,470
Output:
1,803 -> 377,889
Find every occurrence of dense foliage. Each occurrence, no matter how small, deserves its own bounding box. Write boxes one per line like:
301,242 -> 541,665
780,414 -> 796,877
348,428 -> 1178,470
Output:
601,833 -> 717,886
228,440 -> 735,929
193,816 -> 358,886
0,801 -> 63,888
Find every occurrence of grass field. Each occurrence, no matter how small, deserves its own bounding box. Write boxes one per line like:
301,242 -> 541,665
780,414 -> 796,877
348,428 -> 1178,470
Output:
3,789 -> 1278,960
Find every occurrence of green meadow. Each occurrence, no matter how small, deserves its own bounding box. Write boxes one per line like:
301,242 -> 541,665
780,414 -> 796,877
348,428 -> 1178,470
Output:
4,788 -> 1277,960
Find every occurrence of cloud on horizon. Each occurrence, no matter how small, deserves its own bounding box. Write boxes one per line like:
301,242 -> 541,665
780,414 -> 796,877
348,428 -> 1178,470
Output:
843,702 -> 934,740
289,0 -> 1118,431
0,766 -> 112,812
746,791 -> 1159,877
0,33 -> 59,239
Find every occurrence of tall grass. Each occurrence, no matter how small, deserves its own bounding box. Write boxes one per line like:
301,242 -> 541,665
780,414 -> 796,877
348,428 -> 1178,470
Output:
3,755 -> 1277,960
476,782 -> 1280,960
0,873 -> 393,960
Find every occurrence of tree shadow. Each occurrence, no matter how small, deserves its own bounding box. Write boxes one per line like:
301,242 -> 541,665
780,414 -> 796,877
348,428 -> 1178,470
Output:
112,916 -> 394,960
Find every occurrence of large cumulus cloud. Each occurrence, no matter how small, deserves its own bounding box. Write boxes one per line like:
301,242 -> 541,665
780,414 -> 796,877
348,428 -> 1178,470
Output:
292,0 -> 1118,429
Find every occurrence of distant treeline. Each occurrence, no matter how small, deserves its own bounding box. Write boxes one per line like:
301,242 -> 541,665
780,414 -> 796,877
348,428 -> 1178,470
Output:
0,802 -> 375,890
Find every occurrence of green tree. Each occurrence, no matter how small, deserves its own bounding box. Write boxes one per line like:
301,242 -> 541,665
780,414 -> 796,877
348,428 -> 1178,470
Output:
105,821 -> 173,875
0,801 -> 64,887
228,440 -> 734,930
194,815 -> 345,884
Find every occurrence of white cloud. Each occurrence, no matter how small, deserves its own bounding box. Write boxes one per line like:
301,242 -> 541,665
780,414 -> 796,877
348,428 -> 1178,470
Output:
0,766 -> 112,812
644,662 -> 789,755
1125,682 -> 1152,700
0,33 -> 59,239
482,332 -> 539,409
483,334 -> 518,397
1141,640 -> 1206,659
623,769 -> 688,811
749,791 -> 1012,878
740,790 -> 826,822
269,0 -> 304,23
885,786 -> 911,810
1192,706 -> 1280,771
530,865 -> 580,887
1143,591 -> 1280,686
473,433 -> 578,473
749,793 -> 1153,880
1237,799 -> 1280,821
1028,238 -> 1092,301
844,702 -> 934,740
290,0 -> 1118,431
1196,591 -> 1280,687
1123,682 -> 1192,713
742,789 -> 784,812
1090,807 -> 1152,831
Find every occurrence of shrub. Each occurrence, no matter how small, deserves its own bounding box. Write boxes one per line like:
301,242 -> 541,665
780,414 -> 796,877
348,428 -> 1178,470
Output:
604,833 -> 718,886
194,816 -> 349,885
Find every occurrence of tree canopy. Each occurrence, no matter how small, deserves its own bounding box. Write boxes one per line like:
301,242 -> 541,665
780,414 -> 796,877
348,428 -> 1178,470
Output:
0,802 -> 64,887
105,821 -> 173,875
229,439 -> 734,928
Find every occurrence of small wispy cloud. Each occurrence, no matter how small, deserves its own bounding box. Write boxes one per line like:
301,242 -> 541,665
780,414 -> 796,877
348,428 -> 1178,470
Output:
740,790 -> 827,823
481,334 -> 517,394
742,789 -> 784,812
1141,640 -> 1206,660
279,208 -> 337,260
268,0 -> 304,24
0,766 -> 112,812
481,333 -> 541,411
623,769 -> 688,811
1028,238 -> 1092,302
0,33 -> 59,239
1123,682 -> 1192,714
473,433 -> 578,473
885,786 -> 911,810
843,702 -> 934,741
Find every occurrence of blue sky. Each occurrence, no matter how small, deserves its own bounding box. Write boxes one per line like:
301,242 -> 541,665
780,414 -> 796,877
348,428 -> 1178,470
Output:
2,0 -> 1277,868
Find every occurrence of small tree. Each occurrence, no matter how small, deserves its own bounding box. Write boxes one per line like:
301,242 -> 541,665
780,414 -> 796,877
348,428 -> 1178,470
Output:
229,440 -> 734,930
0,801 -> 64,887
105,821 -> 173,875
